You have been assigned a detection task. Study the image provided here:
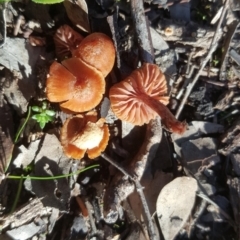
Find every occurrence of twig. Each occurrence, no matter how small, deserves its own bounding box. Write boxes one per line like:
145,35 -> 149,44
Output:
101,153 -> 157,240
130,0 -> 154,64
105,1 -> 160,239
175,0 -> 229,119
85,200 -> 98,237
219,20 -> 239,80
0,3 -> 7,47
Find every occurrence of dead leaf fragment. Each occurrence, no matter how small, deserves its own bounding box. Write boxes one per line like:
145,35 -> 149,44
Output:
64,0 -> 90,33
0,97 -> 14,175
156,177 -> 198,240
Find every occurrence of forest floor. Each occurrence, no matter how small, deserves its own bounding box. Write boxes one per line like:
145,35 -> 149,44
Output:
0,0 -> 240,239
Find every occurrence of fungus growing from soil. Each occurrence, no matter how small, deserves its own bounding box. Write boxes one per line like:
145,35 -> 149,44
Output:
46,57 -> 105,113
72,32 -> 115,77
54,25 -> 84,59
109,63 -> 186,134
60,111 -> 109,159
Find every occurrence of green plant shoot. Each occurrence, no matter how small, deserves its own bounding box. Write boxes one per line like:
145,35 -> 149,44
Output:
31,101 -> 56,129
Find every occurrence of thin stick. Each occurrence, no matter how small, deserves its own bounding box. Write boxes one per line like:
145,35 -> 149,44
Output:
130,0 -> 154,64
101,153 -> 157,240
0,3 -> 6,47
175,0 -> 229,119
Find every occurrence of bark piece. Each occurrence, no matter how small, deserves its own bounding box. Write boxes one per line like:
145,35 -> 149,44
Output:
219,118 -> 240,156
227,177 -> 240,239
1,198 -> 50,230
230,153 -> 240,176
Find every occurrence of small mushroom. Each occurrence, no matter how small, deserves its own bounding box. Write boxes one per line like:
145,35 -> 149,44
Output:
109,63 -> 186,134
60,111 -> 109,159
54,25 -> 84,59
46,57 -> 105,113
72,32 -> 115,77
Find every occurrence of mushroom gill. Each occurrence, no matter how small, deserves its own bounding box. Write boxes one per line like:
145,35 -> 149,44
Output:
54,25 -> 84,60
109,63 -> 186,134
60,111 -> 109,159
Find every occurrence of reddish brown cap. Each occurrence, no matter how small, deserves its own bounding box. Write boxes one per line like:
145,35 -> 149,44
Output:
54,25 -> 84,60
60,111 -> 109,159
72,32 -> 115,77
46,58 -> 105,113
109,63 -> 169,126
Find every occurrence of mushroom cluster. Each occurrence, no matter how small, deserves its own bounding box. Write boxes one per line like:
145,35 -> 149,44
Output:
46,25 -> 115,159
109,63 -> 186,134
46,25 -> 115,113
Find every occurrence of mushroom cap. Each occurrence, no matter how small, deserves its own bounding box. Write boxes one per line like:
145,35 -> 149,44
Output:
72,32 -> 115,77
60,111 -> 109,159
109,63 -> 169,126
54,25 -> 84,60
46,57 -> 105,113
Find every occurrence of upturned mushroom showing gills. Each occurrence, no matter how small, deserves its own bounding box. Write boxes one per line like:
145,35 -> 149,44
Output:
109,63 -> 187,134
46,57 -> 105,113
60,111 -> 109,159
54,25 -> 84,60
72,32 -> 116,77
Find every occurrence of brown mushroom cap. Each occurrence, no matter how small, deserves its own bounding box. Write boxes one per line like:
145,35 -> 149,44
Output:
72,32 -> 115,77
54,25 -> 84,60
46,57 -> 105,113
60,111 -> 109,159
109,63 -> 169,126
109,63 -> 187,134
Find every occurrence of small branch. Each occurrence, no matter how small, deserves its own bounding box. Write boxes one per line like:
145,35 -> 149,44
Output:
175,0 -> 229,119
0,3 -> 7,47
101,153 -> 158,240
130,0 -> 154,64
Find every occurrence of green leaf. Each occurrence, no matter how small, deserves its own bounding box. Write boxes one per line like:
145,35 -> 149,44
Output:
39,121 -> 46,129
42,101 -> 47,110
45,115 -> 54,122
45,109 -> 56,116
32,114 -> 38,120
32,106 -> 41,112
32,0 -> 64,4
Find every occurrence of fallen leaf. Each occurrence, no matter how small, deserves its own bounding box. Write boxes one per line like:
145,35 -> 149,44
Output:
13,140 -> 40,168
156,176 -> 198,240
64,0 -> 90,33
0,97 -> 14,176
24,134 -> 71,210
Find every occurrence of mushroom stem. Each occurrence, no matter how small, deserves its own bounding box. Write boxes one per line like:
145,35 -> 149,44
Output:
141,94 -> 186,134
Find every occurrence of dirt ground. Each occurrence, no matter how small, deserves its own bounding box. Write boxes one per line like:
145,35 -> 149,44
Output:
0,0 -> 240,239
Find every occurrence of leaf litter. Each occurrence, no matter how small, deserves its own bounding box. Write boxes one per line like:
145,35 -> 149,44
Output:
0,0 -> 240,239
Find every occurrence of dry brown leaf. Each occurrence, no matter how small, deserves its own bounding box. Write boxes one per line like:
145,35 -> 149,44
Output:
64,0 -> 90,33
0,97 -> 14,176
156,177 -> 198,240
